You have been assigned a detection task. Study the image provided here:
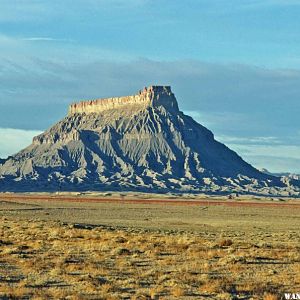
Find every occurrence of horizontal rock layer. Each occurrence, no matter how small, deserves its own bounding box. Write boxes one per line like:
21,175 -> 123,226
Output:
69,86 -> 179,115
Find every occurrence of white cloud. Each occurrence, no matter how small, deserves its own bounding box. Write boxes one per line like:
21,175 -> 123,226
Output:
217,135 -> 281,145
250,0 -> 300,6
218,0 -> 300,12
186,111 -> 300,172
0,32 -> 133,65
0,57 -> 299,173
0,0 -> 150,22
0,128 -> 42,159
21,37 -> 73,42
228,144 -> 300,160
241,155 -> 300,174
185,111 -> 247,129
219,139 -> 300,173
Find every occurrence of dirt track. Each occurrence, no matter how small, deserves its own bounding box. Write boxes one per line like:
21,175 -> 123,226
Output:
0,193 -> 299,208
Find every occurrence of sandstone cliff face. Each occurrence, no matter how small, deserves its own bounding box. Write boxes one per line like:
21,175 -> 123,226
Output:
0,86 -> 298,195
68,86 -> 179,115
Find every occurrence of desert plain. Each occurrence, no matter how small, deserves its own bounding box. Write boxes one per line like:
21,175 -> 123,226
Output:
0,193 -> 299,299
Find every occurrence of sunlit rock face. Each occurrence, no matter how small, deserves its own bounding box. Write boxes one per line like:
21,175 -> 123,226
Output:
0,86 -> 298,195
68,86 -> 179,114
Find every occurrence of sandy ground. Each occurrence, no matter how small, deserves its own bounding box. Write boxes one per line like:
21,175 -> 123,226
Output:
0,192 -> 300,235
0,193 -> 300,299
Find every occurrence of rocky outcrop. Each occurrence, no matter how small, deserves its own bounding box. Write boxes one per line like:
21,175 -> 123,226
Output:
0,86 -> 299,195
33,129 -> 80,145
69,86 -> 179,115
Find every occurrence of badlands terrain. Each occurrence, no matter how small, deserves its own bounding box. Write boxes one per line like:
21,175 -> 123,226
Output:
0,86 -> 299,196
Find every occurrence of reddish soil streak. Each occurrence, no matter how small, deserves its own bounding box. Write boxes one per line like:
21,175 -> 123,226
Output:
0,193 -> 300,208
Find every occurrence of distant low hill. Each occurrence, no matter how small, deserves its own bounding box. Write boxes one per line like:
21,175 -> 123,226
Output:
261,168 -> 300,179
0,86 -> 299,196
260,168 -> 300,189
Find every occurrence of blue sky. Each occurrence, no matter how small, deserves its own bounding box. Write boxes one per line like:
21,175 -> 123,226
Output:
0,0 -> 300,173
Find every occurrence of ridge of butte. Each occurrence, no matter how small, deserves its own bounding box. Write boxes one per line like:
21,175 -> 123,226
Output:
68,86 -> 179,114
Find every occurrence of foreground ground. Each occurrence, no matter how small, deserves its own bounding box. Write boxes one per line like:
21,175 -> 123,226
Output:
0,193 -> 299,299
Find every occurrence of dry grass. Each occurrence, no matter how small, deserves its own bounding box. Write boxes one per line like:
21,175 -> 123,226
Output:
0,217 -> 299,299
170,285 -> 185,297
263,293 -> 279,300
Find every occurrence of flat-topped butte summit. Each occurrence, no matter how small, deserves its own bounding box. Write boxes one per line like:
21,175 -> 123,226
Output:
0,86 -> 299,195
69,86 -> 179,114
